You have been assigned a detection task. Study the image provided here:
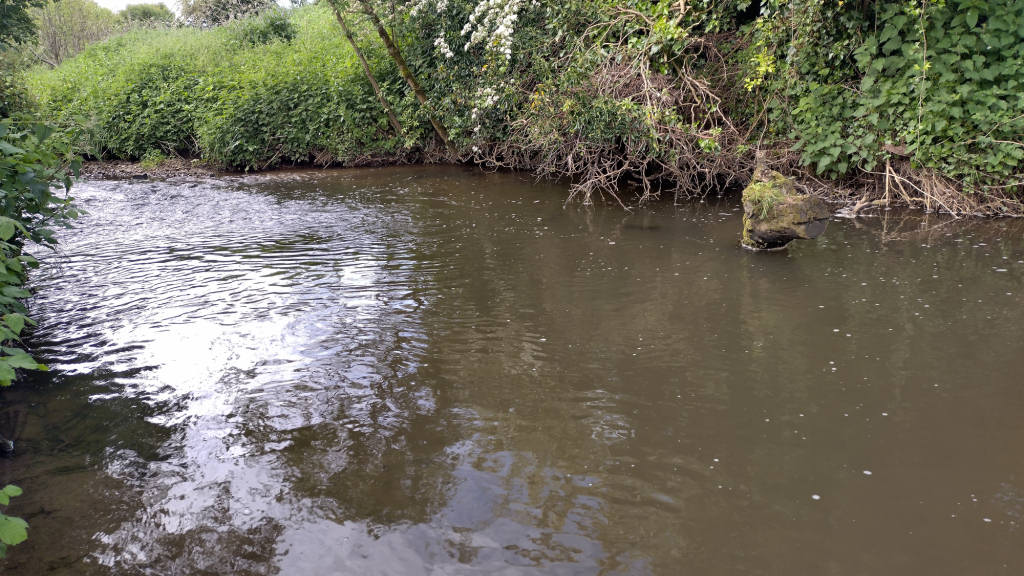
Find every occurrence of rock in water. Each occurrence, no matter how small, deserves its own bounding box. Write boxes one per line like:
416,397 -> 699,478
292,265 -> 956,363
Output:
741,168 -> 830,250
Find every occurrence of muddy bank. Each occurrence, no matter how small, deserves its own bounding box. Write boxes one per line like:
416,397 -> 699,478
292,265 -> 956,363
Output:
78,157 -> 1017,221
77,153 -> 424,181
78,158 -> 226,180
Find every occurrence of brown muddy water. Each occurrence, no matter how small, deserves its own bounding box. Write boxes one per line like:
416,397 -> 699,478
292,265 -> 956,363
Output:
1,166 -> 1024,575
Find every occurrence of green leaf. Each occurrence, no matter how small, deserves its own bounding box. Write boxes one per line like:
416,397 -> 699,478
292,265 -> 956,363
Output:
2,354 -> 40,370
0,219 -> 14,242
0,363 -> 15,383
966,11 -> 978,28
0,143 -> 25,156
1,486 -> 22,498
3,314 -> 25,336
0,287 -> 29,299
0,515 -> 28,547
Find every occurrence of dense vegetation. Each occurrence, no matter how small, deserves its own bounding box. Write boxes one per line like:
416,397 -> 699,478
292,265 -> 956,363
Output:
3,0 -> 176,71
16,0 -> 1023,214
120,2 -> 174,24
0,0 -> 83,556
0,117 -> 78,559
27,7 -> 403,167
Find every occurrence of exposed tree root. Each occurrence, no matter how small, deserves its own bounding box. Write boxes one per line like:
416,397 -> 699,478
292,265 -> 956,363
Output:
482,56 -> 750,209
800,157 -> 1024,218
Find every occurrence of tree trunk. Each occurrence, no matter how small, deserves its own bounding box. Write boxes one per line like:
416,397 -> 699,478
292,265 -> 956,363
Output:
353,0 -> 451,148
329,3 -> 405,138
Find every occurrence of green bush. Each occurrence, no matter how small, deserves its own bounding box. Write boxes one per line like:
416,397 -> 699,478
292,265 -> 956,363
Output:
0,57 -> 32,118
139,147 -> 166,168
27,4 -> 407,168
228,9 -> 296,46
195,27 -> 399,168
27,28 -> 208,158
100,58 -> 201,158
119,2 -> 174,25
752,0 -> 1024,189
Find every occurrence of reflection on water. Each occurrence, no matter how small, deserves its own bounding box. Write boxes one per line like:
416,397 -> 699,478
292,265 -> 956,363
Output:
2,166 -> 1024,575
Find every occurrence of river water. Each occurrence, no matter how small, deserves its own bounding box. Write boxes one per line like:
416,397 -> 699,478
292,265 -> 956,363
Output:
1,166 -> 1023,575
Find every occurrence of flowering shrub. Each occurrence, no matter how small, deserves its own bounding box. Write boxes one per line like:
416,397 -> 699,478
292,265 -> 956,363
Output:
461,0 -> 528,58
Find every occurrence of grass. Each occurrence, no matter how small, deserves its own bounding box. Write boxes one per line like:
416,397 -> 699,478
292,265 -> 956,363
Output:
743,180 -> 786,219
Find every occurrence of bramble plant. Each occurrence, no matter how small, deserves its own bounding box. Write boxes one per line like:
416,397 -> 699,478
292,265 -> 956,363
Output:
746,0 -> 1023,201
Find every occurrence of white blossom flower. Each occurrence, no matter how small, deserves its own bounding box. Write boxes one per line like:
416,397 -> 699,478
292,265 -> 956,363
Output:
434,36 -> 454,58
407,0 -> 447,17
462,0 -> 528,60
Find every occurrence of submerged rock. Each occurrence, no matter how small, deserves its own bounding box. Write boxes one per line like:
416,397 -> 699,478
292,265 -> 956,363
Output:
741,168 -> 830,250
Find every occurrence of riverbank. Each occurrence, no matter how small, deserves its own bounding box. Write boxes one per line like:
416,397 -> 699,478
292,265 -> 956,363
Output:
78,158 -> 222,180
80,156 -> 1024,221
21,1 -> 1024,216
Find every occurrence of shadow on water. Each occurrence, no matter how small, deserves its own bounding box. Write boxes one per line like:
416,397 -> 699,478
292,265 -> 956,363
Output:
1,166 -> 1023,575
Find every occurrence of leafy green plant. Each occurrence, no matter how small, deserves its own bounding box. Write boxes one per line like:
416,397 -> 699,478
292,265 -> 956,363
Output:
0,53 -> 33,118
0,118 -> 76,559
751,0 -> 1023,192
139,147 -> 166,168
0,0 -> 45,48
229,9 -> 296,46
0,484 -> 28,559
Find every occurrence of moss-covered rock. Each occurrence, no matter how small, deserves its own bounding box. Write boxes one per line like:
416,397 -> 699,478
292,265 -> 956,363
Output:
741,168 -> 830,250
